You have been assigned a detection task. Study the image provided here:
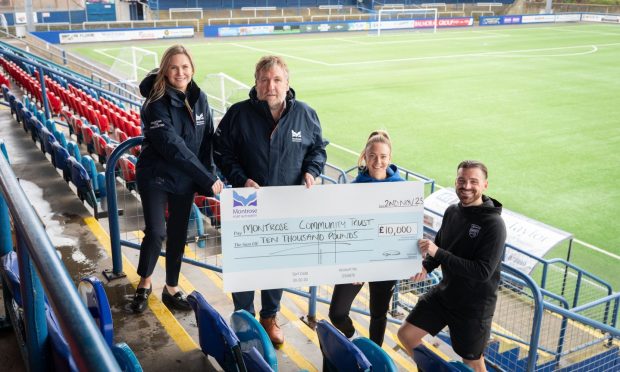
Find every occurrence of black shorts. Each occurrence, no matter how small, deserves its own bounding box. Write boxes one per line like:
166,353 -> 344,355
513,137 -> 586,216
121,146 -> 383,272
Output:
405,292 -> 492,361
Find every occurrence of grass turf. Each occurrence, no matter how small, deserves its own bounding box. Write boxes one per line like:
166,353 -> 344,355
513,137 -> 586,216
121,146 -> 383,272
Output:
68,23 -> 620,288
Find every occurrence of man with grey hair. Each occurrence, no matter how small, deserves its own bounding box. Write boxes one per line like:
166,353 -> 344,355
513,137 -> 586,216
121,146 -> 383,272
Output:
214,55 -> 326,347
398,160 -> 506,372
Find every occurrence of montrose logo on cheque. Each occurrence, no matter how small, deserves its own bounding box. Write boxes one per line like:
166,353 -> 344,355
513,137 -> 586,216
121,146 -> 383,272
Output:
232,190 -> 258,218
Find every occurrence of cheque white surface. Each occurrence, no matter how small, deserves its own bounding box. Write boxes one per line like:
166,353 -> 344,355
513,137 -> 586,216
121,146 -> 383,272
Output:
221,182 -> 424,292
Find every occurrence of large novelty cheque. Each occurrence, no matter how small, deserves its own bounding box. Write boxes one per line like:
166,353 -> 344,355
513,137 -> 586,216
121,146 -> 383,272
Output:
221,182 -> 424,292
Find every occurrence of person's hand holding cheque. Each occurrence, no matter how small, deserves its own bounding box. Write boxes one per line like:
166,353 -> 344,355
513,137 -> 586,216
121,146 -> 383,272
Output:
410,239 -> 439,282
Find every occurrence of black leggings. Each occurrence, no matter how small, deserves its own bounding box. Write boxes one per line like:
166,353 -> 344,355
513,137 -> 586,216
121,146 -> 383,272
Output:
136,186 -> 194,287
328,280 -> 396,346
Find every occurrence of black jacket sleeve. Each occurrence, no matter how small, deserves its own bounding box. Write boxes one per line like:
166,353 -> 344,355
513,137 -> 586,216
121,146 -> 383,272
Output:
213,109 -> 248,187
301,108 -> 326,178
142,99 -> 217,190
433,218 -> 506,282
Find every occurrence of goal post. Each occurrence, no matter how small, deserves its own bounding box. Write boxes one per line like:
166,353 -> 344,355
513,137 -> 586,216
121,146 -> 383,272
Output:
107,46 -> 158,83
376,8 -> 438,36
201,73 -> 250,118
169,8 -> 204,20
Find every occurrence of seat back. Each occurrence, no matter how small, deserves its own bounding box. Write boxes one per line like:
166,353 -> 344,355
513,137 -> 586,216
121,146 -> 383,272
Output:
242,347 -> 275,372
187,291 -> 245,372
46,307 -> 79,372
78,276 -> 114,347
51,141 -> 70,173
1,251 -> 22,306
352,337 -> 398,372
316,320 -> 372,372
68,156 -> 91,189
413,344 -> 473,372
230,310 -> 278,371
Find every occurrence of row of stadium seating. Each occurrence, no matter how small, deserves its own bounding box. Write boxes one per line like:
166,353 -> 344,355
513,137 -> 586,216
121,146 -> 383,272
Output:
0,250 -> 142,371
1,55 -> 221,247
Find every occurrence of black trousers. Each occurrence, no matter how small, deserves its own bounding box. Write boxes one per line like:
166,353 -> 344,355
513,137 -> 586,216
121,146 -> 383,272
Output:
136,186 -> 194,287
328,280 -> 396,347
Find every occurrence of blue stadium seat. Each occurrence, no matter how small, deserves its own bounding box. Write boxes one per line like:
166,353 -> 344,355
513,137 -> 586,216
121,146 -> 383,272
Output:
39,126 -> 57,156
78,276 -> 113,346
68,156 -> 98,214
66,141 -> 81,163
77,276 -> 142,371
46,306 -> 79,372
1,83 -> 9,101
14,100 -> 24,123
316,320 -> 372,372
1,251 -> 23,307
230,309 -> 278,371
413,344 -> 473,372
352,337 -> 398,372
7,92 -> 16,117
20,107 -> 32,132
187,290 -> 247,372
51,141 -> 70,180
81,155 -> 105,198
242,347 -> 275,372
29,117 -> 43,143
111,342 -> 143,372
54,130 -> 68,149
45,118 -> 58,134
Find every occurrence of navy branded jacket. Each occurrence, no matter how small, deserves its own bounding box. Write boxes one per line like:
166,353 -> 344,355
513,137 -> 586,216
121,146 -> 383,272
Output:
136,72 -> 218,195
213,87 -> 326,187
422,195 -> 506,318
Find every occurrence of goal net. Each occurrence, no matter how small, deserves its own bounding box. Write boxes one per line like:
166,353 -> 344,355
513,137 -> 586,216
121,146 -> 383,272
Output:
201,73 -> 250,119
376,8 -> 438,35
107,46 -> 158,83
169,8 -> 204,20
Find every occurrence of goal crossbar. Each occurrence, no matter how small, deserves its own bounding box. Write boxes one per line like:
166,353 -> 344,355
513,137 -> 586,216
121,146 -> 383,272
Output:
377,8 -> 438,35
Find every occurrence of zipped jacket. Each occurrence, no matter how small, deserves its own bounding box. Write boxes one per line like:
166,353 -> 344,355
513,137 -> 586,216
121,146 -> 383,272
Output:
423,195 -> 506,317
353,164 -> 404,183
136,72 -> 218,195
213,87 -> 326,187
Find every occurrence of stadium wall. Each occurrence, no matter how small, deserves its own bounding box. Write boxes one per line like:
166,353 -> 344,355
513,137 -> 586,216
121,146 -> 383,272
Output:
1,10 -> 87,26
30,27 -> 194,44
146,0 -> 513,9
479,12 -> 620,25
204,17 -> 474,37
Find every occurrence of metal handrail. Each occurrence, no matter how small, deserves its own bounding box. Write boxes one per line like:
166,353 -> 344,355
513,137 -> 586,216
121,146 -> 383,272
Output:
0,144 -> 120,371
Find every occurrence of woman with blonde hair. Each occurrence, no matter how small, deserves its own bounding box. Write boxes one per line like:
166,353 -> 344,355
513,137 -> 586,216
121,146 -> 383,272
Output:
129,45 -> 223,313
328,130 -> 403,346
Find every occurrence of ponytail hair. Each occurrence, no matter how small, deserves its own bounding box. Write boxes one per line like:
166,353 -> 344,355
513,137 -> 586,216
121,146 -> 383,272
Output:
358,130 -> 392,169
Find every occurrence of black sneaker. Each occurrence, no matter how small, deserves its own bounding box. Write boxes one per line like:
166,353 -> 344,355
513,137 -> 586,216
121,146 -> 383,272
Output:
162,286 -> 191,311
129,285 -> 152,314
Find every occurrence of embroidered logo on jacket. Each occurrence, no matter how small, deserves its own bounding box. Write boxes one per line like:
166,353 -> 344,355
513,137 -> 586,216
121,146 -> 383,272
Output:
291,130 -> 302,143
150,119 -> 165,129
469,224 -> 481,238
196,113 -> 205,126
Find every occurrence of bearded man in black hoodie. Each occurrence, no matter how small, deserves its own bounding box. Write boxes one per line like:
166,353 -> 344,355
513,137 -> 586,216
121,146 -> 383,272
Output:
398,160 -> 507,372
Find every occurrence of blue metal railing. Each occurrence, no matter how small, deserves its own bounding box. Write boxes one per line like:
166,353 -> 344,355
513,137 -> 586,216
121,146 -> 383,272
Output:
0,140 -> 121,371
0,42 -> 142,119
343,164 -> 436,193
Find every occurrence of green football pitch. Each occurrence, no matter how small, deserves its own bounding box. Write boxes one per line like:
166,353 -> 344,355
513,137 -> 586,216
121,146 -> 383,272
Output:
68,23 -> 620,289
